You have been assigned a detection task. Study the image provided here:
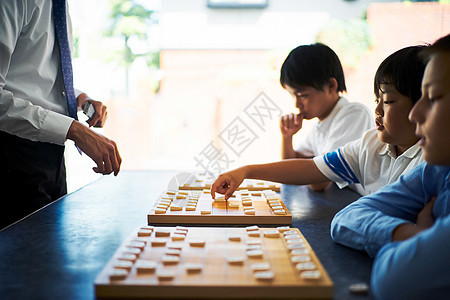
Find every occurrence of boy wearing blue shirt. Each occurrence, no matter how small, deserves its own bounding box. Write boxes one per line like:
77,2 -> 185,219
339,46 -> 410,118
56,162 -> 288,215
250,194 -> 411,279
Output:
331,34 -> 450,299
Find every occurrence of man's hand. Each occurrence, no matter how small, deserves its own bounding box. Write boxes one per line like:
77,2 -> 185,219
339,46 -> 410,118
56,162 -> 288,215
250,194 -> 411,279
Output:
280,113 -> 303,137
210,167 -> 247,200
392,196 -> 436,242
77,93 -> 108,128
66,121 -> 121,176
85,99 -> 108,128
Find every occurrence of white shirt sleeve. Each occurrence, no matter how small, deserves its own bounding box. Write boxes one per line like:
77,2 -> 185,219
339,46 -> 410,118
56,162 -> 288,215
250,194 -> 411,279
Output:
0,0 -> 73,145
313,138 -> 362,189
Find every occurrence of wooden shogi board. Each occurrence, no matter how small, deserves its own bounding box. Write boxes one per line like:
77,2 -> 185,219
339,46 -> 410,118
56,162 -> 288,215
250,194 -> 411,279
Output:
95,226 -> 333,299
147,189 -> 291,225
179,172 -> 281,192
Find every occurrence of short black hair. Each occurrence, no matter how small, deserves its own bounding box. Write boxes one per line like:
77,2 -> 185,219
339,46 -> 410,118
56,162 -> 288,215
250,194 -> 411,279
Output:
280,43 -> 346,92
421,33 -> 450,62
374,45 -> 427,105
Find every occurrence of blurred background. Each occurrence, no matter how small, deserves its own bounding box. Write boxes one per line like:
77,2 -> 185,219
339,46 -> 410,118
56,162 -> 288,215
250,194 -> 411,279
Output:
66,0 -> 450,192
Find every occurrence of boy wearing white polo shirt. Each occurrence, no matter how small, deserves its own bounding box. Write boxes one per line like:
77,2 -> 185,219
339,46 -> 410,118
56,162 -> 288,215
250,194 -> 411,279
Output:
210,45 -> 425,200
279,43 -> 373,191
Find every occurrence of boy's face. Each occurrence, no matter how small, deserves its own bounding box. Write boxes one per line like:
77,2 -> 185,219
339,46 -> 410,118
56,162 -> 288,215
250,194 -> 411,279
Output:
374,84 -> 418,154
409,52 -> 450,165
284,83 -> 338,121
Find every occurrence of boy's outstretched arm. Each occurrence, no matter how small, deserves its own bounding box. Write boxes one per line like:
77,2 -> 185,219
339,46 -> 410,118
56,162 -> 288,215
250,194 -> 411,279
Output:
211,158 -> 328,199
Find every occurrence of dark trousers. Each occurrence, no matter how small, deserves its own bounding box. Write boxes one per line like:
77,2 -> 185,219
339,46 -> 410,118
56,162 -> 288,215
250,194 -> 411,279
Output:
0,131 -> 67,229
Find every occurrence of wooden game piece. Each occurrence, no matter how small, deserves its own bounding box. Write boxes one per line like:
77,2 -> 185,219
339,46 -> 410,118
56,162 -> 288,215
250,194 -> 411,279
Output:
263,230 -> 280,238
113,260 -> 133,271
189,239 -> 206,247
246,225 -> 259,231
118,253 -> 137,262
140,226 -> 154,231
128,241 -> 146,250
228,235 -> 241,242
254,271 -> 274,281
251,192 -> 262,196
155,229 -> 171,237
172,234 -> 185,241
162,255 -> 180,265
170,205 -> 183,211
246,249 -> 263,258
248,230 -> 260,237
185,206 -> 196,211
109,269 -> 128,280
291,255 -> 311,264
300,270 -> 321,280
123,247 -> 141,256
166,191 -> 176,195
287,243 -> 307,251
244,209 -> 256,215
156,204 -> 168,210
214,196 -> 226,202
178,191 -> 189,195
227,256 -> 244,265
274,209 -> 286,215
185,263 -> 203,273
176,195 -> 187,199
135,260 -> 157,273
137,229 -> 152,237
201,209 -> 211,215
246,244 -> 262,250
295,262 -> 317,271
165,249 -> 182,256
291,248 -> 309,256
277,226 -> 291,232
286,239 -> 305,245
155,209 -> 166,214
174,230 -> 187,236
157,270 -> 175,281
284,230 -> 300,237
348,283 -> 370,295
176,226 -> 189,232
251,262 -> 271,272
150,239 -> 167,247
227,202 -> 239,208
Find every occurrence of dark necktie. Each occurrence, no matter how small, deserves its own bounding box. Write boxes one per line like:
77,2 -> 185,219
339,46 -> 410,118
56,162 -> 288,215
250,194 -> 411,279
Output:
52,0 -> 78,120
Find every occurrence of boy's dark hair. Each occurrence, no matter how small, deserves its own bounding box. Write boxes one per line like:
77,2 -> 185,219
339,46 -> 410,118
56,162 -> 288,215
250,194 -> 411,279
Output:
280,43 -> 346,93
421,33 -> 450,62
374,45 -> 427,105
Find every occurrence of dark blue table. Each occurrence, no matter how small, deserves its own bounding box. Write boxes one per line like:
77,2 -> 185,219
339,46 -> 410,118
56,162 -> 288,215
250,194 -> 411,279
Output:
0,170 -> 372,299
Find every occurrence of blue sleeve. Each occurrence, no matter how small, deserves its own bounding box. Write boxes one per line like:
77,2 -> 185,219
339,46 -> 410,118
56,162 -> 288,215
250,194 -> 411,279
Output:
371,216 -> 450,300
323,149 -> 360,185
330,163 -> 446,257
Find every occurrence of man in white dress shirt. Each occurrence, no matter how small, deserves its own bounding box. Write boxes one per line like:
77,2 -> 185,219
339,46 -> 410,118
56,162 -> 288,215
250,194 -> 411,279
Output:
0,0 -> 122,228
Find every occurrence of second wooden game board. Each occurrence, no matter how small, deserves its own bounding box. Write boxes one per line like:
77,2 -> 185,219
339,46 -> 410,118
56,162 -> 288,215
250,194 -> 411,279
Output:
148,189 -> 291,225
95,226 -> 333,299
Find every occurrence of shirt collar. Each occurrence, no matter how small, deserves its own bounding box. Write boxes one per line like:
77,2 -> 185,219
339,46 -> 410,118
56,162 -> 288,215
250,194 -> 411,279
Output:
379,141 -> 422,159
316,97 -> 348,131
